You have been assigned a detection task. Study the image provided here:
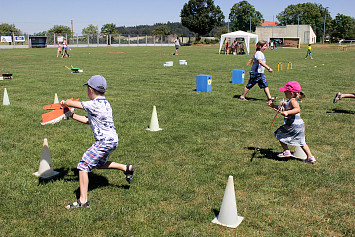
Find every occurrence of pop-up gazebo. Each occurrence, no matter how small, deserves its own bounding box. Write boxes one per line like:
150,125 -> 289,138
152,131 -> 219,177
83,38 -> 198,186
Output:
219,31 -> 258,55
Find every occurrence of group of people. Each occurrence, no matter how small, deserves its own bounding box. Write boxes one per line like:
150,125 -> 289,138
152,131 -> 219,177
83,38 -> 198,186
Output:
224,40 -> 245,55
239,40 -> 316,163
56,38 -> 70,58
60,39 -> 354,210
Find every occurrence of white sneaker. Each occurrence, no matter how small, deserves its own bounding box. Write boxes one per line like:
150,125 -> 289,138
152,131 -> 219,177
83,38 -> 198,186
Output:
277,150 -> 293,158
305,156 -> 316,164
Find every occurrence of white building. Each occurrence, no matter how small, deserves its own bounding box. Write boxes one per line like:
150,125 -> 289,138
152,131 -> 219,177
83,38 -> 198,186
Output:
256,25 -> 316,46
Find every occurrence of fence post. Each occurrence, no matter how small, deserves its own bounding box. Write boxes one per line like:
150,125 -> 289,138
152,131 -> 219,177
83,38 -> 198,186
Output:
119,34 -> 121,46
54,33 -> 56,47
128,35 -> 130,45
97,34 -> 99,47
137,35 -> 139,46
154,36 -> 156,46
87,35 -> 89,47
146,35 -> 147,46
76,34 -> 78,47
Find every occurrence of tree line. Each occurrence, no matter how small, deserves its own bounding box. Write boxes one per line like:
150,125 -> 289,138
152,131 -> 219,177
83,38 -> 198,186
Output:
1,1 -> 354,42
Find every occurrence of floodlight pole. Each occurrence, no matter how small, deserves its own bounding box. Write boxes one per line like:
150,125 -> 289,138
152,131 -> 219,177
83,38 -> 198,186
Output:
323,7 -> 328,44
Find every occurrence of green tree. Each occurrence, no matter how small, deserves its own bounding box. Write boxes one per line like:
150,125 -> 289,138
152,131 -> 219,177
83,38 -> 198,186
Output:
101,23 -> 118,35
329,14 -> 355,39
0,23 -> 21,34
229,1 -> 263,32
82,24 -> 99,35
276,3 -> 331,42
180,0 -> 224,41
151,25 -> 171,35
48,25 -> 71,34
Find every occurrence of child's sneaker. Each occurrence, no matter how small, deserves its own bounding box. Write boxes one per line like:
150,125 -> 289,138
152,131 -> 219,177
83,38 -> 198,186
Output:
304,156 -> 316,164
277,150 -> 293,158
333,92 -> 342,103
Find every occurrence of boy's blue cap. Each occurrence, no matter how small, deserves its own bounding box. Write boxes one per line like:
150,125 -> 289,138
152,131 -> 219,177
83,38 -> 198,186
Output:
84,75 -> 107,93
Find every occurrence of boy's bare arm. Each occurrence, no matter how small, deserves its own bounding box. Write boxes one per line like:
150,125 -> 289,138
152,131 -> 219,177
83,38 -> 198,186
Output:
72,114 -> 89,124
61,99 -> 83,109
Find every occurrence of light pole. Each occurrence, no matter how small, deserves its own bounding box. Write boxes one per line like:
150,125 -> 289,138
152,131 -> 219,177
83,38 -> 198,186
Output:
323,7 -> 328,44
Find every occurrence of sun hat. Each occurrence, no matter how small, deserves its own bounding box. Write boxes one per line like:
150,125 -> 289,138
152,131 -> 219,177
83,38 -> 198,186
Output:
84,75 -> 107,93
279,81 -> 301,93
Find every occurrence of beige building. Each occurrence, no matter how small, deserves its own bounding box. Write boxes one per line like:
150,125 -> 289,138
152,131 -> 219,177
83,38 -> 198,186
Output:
256,25 -> 316,45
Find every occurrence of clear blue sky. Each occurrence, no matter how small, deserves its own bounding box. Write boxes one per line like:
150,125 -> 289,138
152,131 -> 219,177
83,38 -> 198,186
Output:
1,0 -> 354,34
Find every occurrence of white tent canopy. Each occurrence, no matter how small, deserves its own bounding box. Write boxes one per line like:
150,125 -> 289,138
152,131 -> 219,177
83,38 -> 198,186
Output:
219,31 -> 258,55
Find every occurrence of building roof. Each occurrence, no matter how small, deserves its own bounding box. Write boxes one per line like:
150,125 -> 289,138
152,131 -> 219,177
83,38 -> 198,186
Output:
260,20 -> 277,26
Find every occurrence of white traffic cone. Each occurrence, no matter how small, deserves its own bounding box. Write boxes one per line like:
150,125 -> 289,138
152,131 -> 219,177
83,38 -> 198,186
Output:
212,175 -> 244,228
33,138 -> 59,178
293,146 -> 307,160
54,93 -> 59,104
146,105 -> 162,131
3,88 -> 10,105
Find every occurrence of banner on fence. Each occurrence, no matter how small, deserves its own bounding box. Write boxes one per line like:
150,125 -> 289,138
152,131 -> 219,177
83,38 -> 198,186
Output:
14,36 -> 25,42
1,36 -> 12,43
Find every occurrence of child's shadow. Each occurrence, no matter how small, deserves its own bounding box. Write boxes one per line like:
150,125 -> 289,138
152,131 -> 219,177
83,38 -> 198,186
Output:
38,168 -> 130,197
326,109 -> 354,114
233,95 -> 264,101
247,147 -> 297,162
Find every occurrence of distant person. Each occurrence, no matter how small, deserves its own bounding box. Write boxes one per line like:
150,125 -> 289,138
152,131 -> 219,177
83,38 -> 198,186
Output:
56,42 -> 62,58
174,37 -> 180,55
62,38 -> 70,58
231,40 -> 236,54
239,42 -> 244,54
270,41 -> 274,50
224,41 -> 229,55
239,40 -> 274,101
333,92 -> 355,103
62,75 -> 135,209
305,44 -> 313,59
268,81 -> 316,163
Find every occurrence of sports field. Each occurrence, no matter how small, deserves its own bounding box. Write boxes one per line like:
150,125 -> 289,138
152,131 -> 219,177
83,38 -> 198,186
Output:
0,45 -> 354,236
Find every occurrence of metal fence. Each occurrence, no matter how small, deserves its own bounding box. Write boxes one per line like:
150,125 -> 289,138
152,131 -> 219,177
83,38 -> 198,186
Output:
0,32 -> 195,48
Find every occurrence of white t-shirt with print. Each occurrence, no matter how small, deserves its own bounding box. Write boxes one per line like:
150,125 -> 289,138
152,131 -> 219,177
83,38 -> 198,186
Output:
81,96 -> 118,143
250,51 -> 266,74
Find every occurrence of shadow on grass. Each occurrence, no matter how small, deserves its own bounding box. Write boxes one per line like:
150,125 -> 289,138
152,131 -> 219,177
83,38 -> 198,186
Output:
233,95 -> 264,101
38,168 -> 130,196
326,109 -> 355,114
247,147 -> 300,162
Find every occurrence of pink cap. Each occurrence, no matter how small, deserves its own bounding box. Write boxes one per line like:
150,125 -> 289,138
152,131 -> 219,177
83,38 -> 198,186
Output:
279,81 -> 301,93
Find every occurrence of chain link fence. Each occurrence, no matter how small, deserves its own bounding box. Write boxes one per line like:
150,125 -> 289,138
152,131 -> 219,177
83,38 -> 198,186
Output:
0,32 -> 195,48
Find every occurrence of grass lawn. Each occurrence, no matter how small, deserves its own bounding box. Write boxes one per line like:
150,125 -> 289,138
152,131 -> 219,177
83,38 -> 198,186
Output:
0,44 -> 354,236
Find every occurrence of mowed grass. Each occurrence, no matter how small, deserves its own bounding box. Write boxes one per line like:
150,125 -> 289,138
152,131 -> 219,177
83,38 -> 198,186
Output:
0,44 -> 354,236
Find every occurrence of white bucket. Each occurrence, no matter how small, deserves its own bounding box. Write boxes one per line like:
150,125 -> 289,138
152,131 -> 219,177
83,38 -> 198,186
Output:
165,61 -> 173,66
179,60 -> 186,65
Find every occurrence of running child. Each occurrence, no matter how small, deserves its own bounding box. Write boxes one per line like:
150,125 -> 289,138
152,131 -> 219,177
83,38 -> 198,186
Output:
267,81 -> 316,163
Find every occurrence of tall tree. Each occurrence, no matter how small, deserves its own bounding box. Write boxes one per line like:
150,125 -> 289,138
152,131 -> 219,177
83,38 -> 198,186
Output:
48,25 -> 71,34
180,0 -> 224,41
229,1 -> 263,32
329,14 -> 355,39
82,24 -> 99,35
101,23 -> 118,35
0,23 -> 22,34
276,3 -> 331,42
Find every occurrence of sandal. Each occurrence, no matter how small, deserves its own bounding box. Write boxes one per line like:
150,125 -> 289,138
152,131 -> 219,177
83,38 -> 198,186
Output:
333,92 -> 342,103
124,164 -> 135,184
65,199 -> 90,209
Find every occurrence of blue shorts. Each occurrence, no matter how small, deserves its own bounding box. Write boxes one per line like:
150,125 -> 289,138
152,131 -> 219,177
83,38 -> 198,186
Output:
246,72 -> 268,89
77,141 -> 118,172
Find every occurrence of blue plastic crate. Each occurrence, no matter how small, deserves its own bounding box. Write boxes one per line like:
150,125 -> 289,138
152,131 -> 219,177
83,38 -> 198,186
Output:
196,75 -> 212,92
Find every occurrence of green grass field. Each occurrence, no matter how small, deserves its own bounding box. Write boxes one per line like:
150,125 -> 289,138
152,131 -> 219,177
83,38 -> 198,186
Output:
0,44 -> 354,236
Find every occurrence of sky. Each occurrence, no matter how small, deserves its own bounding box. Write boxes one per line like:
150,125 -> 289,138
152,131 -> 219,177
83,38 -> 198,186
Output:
1,0 -> 354,35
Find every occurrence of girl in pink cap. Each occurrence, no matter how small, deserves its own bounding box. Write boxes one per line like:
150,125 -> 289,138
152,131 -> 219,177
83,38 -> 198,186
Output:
267,81 -> 316,163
